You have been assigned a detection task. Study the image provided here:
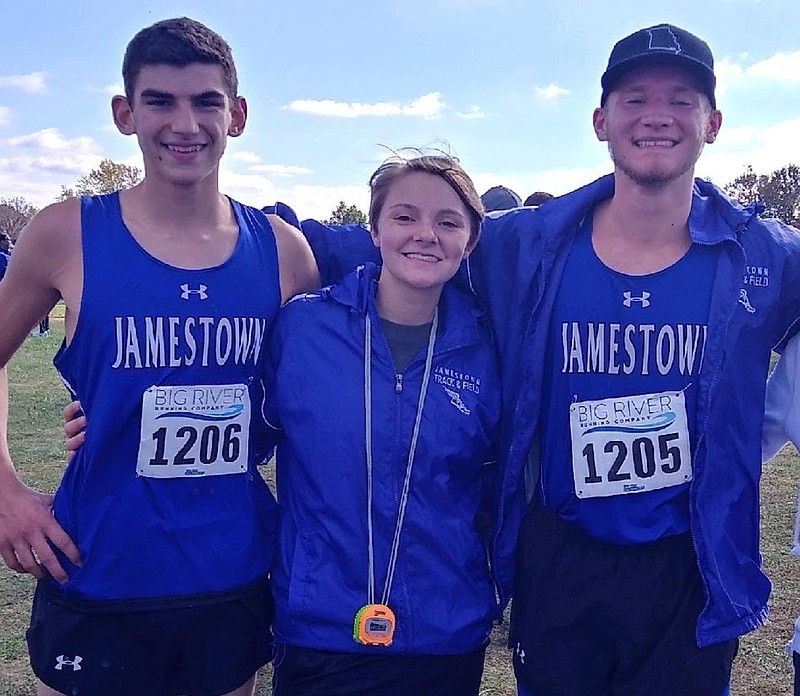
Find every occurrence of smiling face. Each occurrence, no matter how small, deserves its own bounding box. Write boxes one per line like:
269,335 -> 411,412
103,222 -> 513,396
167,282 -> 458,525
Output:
593,64 -> 722,188
112,62 -> 246,189
372,170 -> 476,322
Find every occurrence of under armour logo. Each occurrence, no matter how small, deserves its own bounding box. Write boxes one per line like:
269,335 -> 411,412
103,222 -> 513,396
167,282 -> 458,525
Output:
55,655 -> 82,671
444,387 -> 471,416
180,284 -> 208,300
647,26 -> 682,54
623,291 -> 651,308
515,643 -> 526,665
738,288 -> 756,314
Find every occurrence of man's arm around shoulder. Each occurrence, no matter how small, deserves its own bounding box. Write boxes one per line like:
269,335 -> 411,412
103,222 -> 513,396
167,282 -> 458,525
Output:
267,214 -> 321,303
299,219 -> 379,288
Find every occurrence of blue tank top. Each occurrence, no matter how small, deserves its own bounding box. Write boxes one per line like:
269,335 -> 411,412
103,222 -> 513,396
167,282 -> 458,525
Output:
52,192 -> 280,603
540,217 -> 715,544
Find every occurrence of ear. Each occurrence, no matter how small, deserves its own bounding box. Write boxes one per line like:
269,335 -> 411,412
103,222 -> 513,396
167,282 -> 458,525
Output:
462,234 -> 479,259
229,96 -> 247,137
705,108 -> 723,144
370,224 -> 381,248
593,107 -> 608,142
112,95 -> 135,136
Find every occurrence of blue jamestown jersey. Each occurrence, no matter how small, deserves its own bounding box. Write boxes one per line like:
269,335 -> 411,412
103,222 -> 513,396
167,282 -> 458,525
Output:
52,192 -> 280,603
540,219 -> 716,543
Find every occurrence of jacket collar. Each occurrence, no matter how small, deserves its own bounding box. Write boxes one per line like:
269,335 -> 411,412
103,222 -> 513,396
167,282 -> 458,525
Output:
533,173 -> 761,247
327,262 -> 488,349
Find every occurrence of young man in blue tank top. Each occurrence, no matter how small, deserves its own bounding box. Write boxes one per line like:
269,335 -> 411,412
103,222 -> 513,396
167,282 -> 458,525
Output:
0,17 -> 318,696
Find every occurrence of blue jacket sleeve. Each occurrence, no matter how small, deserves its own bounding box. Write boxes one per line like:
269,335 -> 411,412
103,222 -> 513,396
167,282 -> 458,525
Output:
299,219 -> 380,287
261,201 -> 301,230
763,333 -> 800,461
773,221 -> 800,349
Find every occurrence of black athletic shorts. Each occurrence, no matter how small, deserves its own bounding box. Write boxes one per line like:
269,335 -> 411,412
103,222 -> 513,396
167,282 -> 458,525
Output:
794,650 -> 800,696
27,577 -> 274,696
271,642 -> 487,696
510,504 -> 738,696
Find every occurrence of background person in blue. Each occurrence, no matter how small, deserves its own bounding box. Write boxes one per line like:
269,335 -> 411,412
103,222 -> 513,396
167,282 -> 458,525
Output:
762,333 -> 800,696
266,154 -> 501,695
300,22 -> 800,696
0,17 -> 318,696
0,233 -> 11,280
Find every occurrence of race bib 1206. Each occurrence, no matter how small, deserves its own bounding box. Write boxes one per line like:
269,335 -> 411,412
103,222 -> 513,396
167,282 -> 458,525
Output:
137,384 -> 250,478
569,390 -> 692,498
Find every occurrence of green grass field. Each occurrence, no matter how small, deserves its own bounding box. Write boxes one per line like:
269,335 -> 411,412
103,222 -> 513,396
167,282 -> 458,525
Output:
1,312 -> 798,695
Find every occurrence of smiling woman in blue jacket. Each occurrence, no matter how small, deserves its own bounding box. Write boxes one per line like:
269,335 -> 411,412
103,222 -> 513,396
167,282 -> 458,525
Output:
265,155 -> 501,696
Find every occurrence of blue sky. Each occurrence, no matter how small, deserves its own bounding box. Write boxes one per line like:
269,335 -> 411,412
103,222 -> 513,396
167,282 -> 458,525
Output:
1,0 -> 799,220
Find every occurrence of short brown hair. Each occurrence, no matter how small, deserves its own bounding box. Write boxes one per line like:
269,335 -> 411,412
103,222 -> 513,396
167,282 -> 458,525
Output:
368,154 -> 484,247
122,17 -> 239,100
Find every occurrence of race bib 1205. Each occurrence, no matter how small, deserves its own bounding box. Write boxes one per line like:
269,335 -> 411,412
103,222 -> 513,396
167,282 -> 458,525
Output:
569,390 -> 692,498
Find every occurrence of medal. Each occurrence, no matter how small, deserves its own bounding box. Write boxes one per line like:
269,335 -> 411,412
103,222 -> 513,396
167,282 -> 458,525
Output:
354,310 -> 438,648
353,603 -> 396,646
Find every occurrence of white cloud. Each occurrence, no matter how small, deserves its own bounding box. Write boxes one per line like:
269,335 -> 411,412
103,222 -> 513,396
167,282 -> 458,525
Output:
436,0 -> 520,8
746,51 -> 800,82
0,128 -> 105,205
701,117 -> 800,186
457,105 -> 486,120
227,151 -> 313,177
6,127 -> 100,154
281,184 -> 369,222
228,151 -> 262,164
535,84 -> 571,102
717,51 -> 800,96
0,71 -> 48,95
285,92 -> 446,119
88,82 -> 124,96
0,107 -> 11,127
250,164 -> 313,176
219,166 -> 368,222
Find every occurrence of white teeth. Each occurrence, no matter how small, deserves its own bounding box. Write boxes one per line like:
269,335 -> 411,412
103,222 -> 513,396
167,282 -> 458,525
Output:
405,253 -> 439,262
636,140 -> 675,148
166,144 -> 203,153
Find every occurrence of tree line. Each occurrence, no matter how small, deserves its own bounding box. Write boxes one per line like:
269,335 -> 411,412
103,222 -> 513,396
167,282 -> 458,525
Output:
2,161 -> 799,242
0,159 -> 143,241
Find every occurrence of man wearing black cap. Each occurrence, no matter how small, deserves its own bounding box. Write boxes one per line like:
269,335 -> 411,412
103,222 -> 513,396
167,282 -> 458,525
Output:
463,22 -> 800,696
295,21 -> 800,696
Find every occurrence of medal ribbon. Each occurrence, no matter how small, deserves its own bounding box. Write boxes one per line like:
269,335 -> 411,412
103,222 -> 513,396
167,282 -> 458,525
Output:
364,308 -> 438,606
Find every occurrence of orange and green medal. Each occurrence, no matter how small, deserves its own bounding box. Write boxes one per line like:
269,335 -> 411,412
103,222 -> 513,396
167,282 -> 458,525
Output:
353,311 -> 438,647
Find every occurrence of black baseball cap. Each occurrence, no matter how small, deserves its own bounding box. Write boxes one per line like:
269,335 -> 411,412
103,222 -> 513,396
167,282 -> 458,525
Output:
600,23 -> 716,108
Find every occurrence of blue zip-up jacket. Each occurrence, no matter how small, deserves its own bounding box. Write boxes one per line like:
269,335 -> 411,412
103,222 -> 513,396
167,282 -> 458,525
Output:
297,177 -> 800,646
266,263 -> 502,654
467,175 -> 800,647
